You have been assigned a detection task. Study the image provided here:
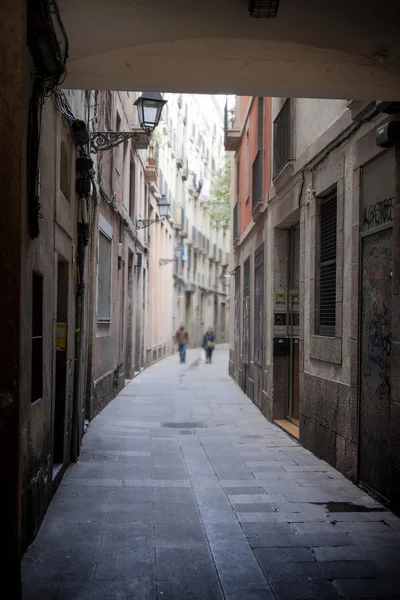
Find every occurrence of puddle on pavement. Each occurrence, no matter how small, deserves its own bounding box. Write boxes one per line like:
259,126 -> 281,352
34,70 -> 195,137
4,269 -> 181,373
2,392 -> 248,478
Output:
312,501 -> 387,513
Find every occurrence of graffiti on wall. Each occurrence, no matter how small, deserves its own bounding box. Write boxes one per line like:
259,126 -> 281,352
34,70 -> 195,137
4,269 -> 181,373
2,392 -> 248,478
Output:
363,196 -> 394,231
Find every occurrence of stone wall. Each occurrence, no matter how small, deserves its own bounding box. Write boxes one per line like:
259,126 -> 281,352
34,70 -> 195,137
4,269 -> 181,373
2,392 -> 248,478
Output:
300,374 -> 358,481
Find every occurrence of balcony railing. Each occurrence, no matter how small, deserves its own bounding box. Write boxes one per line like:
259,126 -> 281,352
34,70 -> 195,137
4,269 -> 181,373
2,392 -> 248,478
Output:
224,101 -> 241,151
252,149 -> 264,211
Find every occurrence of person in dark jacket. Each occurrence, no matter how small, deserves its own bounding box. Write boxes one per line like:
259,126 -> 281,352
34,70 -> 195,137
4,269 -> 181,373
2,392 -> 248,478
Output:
175,322 -> 189,363
203,327 -> 216,363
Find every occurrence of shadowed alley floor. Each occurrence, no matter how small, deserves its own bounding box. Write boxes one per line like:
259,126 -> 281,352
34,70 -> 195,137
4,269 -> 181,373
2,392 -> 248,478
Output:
23,346 -> 400,599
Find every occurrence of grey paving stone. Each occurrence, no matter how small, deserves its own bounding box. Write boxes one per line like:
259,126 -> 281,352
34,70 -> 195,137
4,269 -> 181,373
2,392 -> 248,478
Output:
156,580 -> 224,600
334,578 -> 400,599
232,503 -> 279,513
22,579 -> 59,600
222,487 -> 267,495
240,522 -> 294,537
268,576 -> 342,600
223,587 -> 276,600
57,580 -> 156,600
155,548 -> 219,583
254,547 -> 315,564
248,532 -> 355,548
210,542 -> 269,591
255,559 -> 382,580
21,348 -> 400,600
94,552 -> 155,580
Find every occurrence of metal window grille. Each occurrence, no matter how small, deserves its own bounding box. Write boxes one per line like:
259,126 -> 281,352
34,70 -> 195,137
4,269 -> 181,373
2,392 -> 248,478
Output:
249,0 -> 280,18
318,195 -> 337,336
97,230 -> 112,321
273,99 -> 292,177
252,149 -> 264,210
233,203 -> 240,240
31,272 -> 43,403
254,245 -> 264,366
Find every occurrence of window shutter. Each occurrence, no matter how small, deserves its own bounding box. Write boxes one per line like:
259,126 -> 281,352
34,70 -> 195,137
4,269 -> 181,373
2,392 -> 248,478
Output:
319,195 -> 337,336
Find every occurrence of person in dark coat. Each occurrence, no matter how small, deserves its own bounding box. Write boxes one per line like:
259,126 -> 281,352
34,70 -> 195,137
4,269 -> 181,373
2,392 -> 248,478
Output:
203,327 -> 216,363
175,322 -> 189,363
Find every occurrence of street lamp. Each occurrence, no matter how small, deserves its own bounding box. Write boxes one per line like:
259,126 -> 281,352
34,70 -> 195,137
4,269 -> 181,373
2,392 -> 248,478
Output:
134,92 -> 167,135
219,272 -> 230,287
90,92 -> 167,153
160,244 -> 183,266
136,194 -> 170,230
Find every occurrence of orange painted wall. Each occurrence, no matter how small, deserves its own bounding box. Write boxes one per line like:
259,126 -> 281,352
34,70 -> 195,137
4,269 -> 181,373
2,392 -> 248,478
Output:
235,97 -> 272,237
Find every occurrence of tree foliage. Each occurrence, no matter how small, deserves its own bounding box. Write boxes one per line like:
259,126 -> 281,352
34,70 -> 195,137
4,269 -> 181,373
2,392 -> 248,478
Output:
207,161 -> 232,227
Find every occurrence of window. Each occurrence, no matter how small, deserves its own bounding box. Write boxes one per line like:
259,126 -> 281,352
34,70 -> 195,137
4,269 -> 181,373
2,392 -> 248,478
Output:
97,229 -> 112,321
221,303 -> 226,332
31,273 -> 43,403
245,126 -> 250,200
129,160 -> 136,219
257,97 -> 264,151
252,150 -> 264,211
236,156 -> 240,203
233,203 -> 240,241
318,194 -> 337,336
60,141 -> 70,200
273,99 -> 292,177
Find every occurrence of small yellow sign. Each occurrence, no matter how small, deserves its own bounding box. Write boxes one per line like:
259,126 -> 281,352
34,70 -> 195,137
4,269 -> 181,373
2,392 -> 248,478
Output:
275,293 -> 286,306
56,322 -> 67,351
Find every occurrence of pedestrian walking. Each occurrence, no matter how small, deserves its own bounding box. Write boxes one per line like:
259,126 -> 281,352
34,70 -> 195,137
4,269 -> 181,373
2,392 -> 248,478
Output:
203,327 -> 216,364
175,322 -> 189,364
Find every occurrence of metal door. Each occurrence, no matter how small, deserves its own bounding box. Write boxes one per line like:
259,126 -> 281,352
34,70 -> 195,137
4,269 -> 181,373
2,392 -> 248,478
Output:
288,225 -> 300,423
359,150 -> 394,501
234,266 -> 241,381
254,245 -> 264,409
243,259 -> 250,393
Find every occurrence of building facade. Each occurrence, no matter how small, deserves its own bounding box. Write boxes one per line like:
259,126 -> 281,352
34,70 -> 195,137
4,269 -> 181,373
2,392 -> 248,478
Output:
228,96 -> 400,510
154,93 -> 230,348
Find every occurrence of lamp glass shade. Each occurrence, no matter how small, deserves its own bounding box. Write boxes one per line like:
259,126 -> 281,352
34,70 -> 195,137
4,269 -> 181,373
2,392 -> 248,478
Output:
174,245 -> 183,259
158,194 -> 170,218
134,92 -> 167,132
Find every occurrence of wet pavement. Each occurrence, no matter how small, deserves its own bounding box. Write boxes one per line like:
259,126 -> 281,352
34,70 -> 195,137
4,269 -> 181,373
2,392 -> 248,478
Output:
22,346 -> 400,599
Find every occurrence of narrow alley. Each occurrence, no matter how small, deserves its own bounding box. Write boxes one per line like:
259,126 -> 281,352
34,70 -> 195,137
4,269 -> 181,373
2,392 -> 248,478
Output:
23,347 -> 400,600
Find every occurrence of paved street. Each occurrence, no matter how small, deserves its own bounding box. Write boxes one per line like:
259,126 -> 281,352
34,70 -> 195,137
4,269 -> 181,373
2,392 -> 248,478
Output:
23,346 -> 400,600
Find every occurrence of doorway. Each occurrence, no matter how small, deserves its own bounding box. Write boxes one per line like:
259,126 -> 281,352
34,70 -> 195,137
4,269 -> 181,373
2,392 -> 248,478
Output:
287,225 -> 300,423
53,259 -> 69,478
243,259 -> 250,395
359,150 -> 394,502
125,251 -> 134,379
185,292 -> 191,330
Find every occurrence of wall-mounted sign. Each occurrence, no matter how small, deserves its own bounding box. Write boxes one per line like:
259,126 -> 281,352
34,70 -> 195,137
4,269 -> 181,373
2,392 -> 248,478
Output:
275,292 -> 286,308
56,322 -> 67,351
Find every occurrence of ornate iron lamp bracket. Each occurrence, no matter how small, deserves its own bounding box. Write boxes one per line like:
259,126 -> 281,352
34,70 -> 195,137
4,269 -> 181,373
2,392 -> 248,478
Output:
90,130 -> 150,153
159,258 -> 175,266
135,218 -> 158,230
